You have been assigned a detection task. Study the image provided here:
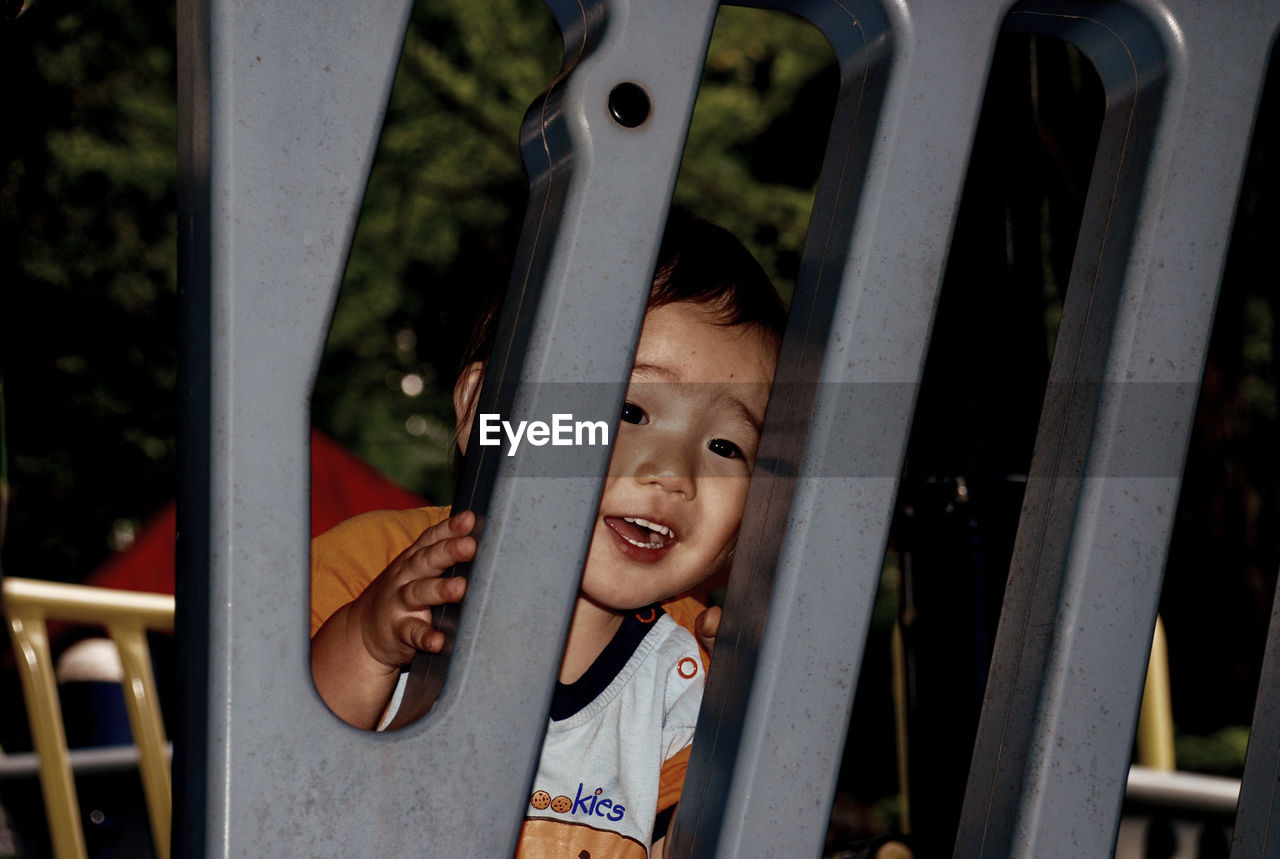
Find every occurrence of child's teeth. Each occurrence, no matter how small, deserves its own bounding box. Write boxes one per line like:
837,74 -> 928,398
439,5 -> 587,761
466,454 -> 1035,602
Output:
623,516 -> 673,538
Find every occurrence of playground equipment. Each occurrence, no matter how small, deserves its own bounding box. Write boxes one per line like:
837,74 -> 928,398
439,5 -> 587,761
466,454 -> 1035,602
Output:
3,578 -> 173,859
173,0 -> 1278,855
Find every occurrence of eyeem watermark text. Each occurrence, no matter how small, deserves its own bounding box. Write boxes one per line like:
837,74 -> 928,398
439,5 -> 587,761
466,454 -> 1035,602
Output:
478,413 -> 610,456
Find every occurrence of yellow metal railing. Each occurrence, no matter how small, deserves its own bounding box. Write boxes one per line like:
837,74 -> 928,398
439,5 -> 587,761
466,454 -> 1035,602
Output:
1135,615 -> 1177,771
3,576 -> 174,859
888,613 -> 1178,837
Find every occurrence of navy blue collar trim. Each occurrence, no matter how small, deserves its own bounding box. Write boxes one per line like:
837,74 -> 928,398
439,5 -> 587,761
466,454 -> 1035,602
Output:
549,606 -> 666,722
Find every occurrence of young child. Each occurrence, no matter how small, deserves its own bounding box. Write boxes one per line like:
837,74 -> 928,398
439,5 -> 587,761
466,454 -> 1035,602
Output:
310,211 -> 786,857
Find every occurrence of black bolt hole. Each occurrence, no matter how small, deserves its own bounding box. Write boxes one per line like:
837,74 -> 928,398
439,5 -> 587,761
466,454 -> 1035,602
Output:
608,82 -> 651,128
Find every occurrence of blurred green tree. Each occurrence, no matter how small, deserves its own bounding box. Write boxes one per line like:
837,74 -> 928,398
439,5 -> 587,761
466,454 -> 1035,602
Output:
2,1 -> 179,581
1,0 -> 834,568
315,3 -> 833,504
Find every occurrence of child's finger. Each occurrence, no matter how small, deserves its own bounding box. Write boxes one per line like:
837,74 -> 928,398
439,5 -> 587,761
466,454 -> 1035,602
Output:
410,534 -> 476,576
408,510 -> 475,551
694,605 -> 721,654
400,572 -> 467,610
396,616 -> 445,654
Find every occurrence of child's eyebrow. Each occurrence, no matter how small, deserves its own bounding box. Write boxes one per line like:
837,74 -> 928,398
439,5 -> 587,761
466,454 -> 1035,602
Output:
629,362 -> 681,383
630,363 -> 767,431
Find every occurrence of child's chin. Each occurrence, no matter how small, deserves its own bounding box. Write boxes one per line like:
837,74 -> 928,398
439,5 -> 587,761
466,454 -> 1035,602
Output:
579,574 -> 668,614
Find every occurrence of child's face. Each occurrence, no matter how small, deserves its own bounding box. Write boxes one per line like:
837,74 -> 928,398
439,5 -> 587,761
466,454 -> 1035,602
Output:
579,301 -> 777,613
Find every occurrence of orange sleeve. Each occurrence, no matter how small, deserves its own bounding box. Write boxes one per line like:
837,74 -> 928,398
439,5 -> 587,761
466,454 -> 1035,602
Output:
656,595 -> 710,816
314,511 -> 707,642
656,745 -> 692,814
310,506 -> 452,636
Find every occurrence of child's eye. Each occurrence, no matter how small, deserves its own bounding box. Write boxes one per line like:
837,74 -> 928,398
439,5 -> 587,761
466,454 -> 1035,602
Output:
707,438 -> 743,459
620,402 -> 646,424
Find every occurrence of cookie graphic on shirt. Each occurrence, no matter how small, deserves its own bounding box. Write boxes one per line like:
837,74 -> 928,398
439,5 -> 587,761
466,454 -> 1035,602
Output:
530,790 -> 552,810
550,795 -> 573,814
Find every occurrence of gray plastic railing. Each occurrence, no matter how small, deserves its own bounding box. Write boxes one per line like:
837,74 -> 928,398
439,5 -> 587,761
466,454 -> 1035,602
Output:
175,0 -> 1279,855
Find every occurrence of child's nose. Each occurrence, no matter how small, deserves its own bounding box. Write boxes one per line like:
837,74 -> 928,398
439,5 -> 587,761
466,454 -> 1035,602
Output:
633,443 -> 697,499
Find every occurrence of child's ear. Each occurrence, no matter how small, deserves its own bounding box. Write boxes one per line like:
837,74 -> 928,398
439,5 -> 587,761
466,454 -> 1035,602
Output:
452,362 -> 485,455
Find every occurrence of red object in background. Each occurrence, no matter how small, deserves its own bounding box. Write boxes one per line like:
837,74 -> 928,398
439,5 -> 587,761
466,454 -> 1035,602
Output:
85,429 -> 427,594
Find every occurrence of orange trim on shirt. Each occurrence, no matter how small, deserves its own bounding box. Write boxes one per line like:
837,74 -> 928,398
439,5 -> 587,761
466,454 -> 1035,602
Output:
657,745 -> 692,813
660,595 -> 711,670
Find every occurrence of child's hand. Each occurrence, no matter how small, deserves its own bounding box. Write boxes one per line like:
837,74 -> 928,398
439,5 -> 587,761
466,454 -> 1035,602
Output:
694,605 -> 721,654
348,510 -> 476,670
312,511 -> 476,728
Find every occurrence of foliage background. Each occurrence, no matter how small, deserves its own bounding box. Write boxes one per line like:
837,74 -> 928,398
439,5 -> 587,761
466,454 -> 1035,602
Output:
3,1 -> 178,577
1,0 -> 835,565
316,1 -> 833,504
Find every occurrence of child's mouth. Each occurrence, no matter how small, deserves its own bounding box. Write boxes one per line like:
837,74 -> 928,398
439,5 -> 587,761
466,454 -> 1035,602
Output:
604,516 -> 677,554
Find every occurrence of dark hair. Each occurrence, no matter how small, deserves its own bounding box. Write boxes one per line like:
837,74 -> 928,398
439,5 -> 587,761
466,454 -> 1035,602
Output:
460,208 -> 785,373
648,208 -> 787,341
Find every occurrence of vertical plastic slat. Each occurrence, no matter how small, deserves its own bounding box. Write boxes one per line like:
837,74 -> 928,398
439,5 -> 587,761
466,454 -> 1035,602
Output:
672,0 -> 1008,854
176,0 -> 719,853
956,2 -> 1277,856
175,3 -> 415,853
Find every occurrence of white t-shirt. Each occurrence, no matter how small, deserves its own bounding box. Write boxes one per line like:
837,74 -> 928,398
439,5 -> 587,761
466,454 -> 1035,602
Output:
382,608 -> 704,858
